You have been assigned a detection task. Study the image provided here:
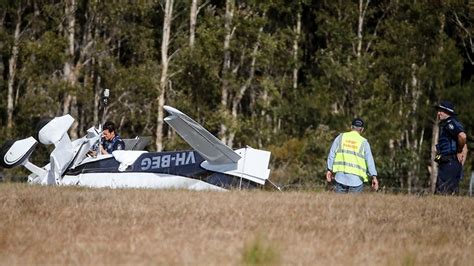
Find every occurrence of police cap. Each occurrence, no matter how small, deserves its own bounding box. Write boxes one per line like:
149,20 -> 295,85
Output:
436,100 -> 456,115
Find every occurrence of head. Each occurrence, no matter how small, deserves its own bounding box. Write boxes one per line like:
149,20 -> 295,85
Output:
436,100 -> 455,121
351,118 -> 364,133
102,121 -> 117,141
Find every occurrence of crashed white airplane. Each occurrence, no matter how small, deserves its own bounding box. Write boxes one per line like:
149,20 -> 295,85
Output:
0,106 -> 274,191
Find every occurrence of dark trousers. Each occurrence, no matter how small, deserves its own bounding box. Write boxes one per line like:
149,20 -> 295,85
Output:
436,157 -> 462,195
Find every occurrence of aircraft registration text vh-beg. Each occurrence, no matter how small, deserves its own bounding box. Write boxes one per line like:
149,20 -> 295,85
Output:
140,151 -> 197,170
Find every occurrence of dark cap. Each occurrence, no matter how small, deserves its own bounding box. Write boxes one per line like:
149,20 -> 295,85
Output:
436,100 -> 456,115
351,118 -> 364,128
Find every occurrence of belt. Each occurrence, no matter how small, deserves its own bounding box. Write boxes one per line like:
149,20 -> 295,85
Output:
441,154 -> 456,159
435,154 -> 457,163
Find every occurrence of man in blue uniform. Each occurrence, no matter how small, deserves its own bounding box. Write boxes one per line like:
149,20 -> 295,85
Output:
435,101 -> 467,195
99,121 -> 125,155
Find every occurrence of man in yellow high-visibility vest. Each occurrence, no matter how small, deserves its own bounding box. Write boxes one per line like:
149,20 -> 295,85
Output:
326,118 -> 379,193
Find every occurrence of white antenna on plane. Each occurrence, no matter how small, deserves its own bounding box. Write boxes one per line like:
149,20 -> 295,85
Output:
102,89 -> 110,120
95,89 -> 110,155
103,88 -> 110,103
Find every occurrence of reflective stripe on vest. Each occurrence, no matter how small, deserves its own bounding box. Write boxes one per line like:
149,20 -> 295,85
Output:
333,131 -> 368,182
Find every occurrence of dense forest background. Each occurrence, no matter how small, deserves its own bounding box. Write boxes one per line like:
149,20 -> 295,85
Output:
1,0 -> 473,193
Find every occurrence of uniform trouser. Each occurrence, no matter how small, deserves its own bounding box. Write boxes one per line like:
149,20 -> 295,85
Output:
436,158 -> 462,195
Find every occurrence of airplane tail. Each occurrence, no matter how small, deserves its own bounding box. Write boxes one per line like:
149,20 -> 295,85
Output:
0,115 -> 95,185
164,106 -> 271,185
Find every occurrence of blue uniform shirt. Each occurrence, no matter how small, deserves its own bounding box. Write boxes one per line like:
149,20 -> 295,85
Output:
327,133 -> 378,187
102,135 -> 125,154
437,116 -> 465,156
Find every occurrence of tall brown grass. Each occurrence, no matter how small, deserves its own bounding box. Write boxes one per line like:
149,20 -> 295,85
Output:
0,183 -> 472,265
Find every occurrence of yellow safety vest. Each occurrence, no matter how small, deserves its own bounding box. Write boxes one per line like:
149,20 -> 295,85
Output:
333,131 -> 368,182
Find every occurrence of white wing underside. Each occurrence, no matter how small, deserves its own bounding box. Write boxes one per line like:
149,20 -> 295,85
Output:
164,106 -> 241,164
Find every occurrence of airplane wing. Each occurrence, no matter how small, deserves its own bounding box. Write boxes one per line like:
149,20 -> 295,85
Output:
164,106 -> 241,165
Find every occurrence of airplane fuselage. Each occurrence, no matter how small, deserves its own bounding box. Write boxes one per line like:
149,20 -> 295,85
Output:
63,150 -> 258,190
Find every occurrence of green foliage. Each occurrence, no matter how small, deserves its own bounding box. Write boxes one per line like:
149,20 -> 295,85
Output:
268,124 -> 336,187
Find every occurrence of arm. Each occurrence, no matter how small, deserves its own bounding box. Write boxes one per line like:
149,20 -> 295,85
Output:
87,138 -> 103,157
457,132 -> 467,165
99,137 -> 110,155
326,134 -> 341,182
100,144 -> 108,155
364,141 -> 379,190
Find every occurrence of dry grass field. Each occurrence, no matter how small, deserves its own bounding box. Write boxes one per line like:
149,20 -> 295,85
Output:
0,183 -> 472,265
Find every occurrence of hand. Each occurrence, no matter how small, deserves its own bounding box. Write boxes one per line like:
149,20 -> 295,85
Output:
99,144 -> 108,155
457,152 -> 464,165
326,170 -> 334,182
371,176 -> 379,191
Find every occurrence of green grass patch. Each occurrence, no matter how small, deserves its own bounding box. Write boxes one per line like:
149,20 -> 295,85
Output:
241,236 -> 280,265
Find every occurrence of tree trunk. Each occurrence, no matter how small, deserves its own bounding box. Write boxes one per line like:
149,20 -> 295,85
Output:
356,0 -> 370,58
218,0 -> 234,144
189,0 -> 198,48
7,7 -> 22,137
292,11 -> 301,90
407,63 -> 421,193
430,119 -> 439,193
63,0 -> 76,115
63,0 -> 78,139
92,7 -> 102,128
92,58 -> 102,127
156,0 -> 174,151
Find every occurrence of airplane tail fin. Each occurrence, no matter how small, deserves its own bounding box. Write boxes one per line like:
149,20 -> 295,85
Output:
1,115 -> 102,185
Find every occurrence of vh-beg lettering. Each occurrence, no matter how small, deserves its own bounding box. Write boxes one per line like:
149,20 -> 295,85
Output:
140,152 -> 196,170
